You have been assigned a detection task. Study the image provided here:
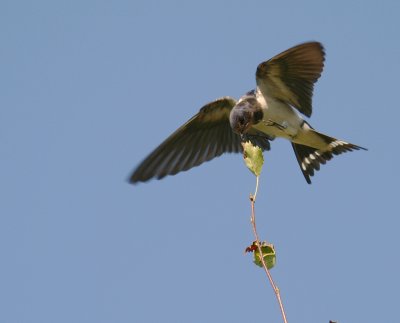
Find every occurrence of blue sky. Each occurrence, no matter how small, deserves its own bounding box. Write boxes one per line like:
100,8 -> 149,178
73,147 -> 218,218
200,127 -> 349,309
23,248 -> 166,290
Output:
1,1 -> 399,322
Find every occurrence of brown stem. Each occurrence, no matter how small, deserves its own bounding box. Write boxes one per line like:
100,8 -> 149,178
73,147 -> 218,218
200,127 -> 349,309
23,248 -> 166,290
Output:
250,190 -> 288,323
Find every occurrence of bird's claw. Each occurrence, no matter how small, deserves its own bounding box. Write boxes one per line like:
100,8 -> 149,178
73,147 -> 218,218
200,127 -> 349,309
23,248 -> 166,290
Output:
264,119 -> 287,130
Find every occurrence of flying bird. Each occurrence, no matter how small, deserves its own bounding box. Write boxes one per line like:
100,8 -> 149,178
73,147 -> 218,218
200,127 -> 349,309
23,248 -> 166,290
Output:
129,42 -> 366,184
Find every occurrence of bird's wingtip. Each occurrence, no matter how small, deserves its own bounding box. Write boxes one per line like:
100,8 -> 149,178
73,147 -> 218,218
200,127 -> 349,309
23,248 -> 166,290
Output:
127,174 -> 139,185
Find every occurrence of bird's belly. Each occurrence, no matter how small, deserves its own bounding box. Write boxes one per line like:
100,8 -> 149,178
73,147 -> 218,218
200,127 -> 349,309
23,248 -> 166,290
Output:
252,100 -> 303,140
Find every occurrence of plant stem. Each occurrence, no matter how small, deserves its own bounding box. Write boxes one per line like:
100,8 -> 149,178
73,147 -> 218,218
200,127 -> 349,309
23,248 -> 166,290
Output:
250,177 -> 288,323
253,175 -> 259,202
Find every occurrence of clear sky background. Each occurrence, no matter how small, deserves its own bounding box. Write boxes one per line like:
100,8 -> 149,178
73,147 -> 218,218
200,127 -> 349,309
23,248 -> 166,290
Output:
1,1 -> 399,322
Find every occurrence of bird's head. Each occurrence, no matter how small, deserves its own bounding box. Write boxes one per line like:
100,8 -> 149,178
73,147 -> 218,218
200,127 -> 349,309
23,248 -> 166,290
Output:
229,97 -> 263,135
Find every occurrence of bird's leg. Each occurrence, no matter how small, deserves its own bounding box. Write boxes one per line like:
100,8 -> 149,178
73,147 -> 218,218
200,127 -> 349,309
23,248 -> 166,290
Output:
264,119 -> 287,130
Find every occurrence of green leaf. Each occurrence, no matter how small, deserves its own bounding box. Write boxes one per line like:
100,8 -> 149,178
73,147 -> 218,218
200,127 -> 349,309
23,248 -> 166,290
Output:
242,141 -> 264,177
252,241 -> 276,269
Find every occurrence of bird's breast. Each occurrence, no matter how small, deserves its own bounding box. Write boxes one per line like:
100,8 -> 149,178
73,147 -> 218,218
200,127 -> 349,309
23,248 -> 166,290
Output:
253,98 -> 303,140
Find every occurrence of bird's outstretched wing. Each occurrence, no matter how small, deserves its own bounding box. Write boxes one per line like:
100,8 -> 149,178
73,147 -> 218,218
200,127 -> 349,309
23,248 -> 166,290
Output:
130,97 -> 270,183
256,42 -> 325,117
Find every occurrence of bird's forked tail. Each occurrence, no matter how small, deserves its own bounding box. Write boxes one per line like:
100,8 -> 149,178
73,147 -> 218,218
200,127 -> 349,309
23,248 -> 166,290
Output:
291,130 -> 366,184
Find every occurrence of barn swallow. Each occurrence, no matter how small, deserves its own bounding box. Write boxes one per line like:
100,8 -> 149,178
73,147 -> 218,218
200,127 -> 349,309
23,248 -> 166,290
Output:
129,42 -> 366,184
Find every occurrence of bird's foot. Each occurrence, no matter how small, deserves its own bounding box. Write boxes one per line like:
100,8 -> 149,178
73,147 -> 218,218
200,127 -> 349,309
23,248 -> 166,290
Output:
264,119 -> 287,130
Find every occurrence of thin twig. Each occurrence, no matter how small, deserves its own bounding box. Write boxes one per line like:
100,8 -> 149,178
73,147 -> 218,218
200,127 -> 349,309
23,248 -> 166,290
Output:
253,176 -> 260,202
250,177 -> 288,323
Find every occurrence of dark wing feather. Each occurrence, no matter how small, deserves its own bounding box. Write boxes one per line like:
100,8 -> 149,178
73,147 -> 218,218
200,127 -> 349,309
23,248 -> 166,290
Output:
130,97 -> 270,183
256,42 -> 325,117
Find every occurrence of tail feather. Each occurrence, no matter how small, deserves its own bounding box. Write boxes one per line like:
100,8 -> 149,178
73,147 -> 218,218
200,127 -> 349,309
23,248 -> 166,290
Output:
291,133 -> 367,184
